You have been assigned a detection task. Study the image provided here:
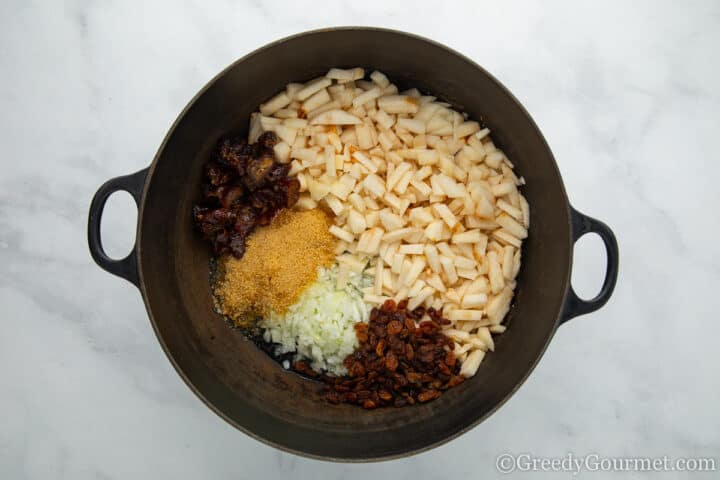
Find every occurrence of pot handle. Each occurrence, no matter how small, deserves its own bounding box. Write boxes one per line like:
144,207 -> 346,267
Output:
561,206 -> 619,323
87,168 -> 148,288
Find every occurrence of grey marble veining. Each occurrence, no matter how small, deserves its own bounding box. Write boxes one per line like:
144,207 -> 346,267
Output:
1,1 -> 718,478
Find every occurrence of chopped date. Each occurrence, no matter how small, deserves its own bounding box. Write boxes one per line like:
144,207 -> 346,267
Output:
244,155 -> 275,190
227,233 -> 247,258
217,135 -> 252,169
315,300 -> 463,409
192,131 -> 300,258
205,162 -> 234,186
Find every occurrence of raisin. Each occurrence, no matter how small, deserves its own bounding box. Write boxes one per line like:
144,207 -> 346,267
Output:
445,352 -> 457,367
385,352 -> 399,372
387,320 -> 403,335
404,317 -> 416,331
417,390 -> 441,403
318,303 -> 462,409
405,343 -> 415,361
349,362 -> 366,377
447,375 -> 465,387
406,372 -> 422,384
382,300 -> 397,311
375,339 -> 385,357
357,390 -> 371,401
378,390 -> 393,402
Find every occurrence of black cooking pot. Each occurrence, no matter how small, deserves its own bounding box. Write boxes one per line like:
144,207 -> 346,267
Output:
88,28 -> 618,461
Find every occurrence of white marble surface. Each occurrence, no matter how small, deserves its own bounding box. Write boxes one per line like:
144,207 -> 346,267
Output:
2,0 -> 719,478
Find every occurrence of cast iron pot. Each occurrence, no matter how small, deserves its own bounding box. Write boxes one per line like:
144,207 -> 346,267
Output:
88,28 -> 619,461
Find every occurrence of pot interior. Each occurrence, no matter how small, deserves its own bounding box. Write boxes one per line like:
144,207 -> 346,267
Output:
137,28 -> 572,460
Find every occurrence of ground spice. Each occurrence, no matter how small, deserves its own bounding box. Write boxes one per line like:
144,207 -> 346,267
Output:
214,208 -> 336,325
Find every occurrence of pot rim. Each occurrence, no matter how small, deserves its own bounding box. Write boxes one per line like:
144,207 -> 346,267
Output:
134,26 -> 574,462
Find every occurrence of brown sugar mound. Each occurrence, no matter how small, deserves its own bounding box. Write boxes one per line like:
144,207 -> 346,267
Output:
214,209 -> 337,325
